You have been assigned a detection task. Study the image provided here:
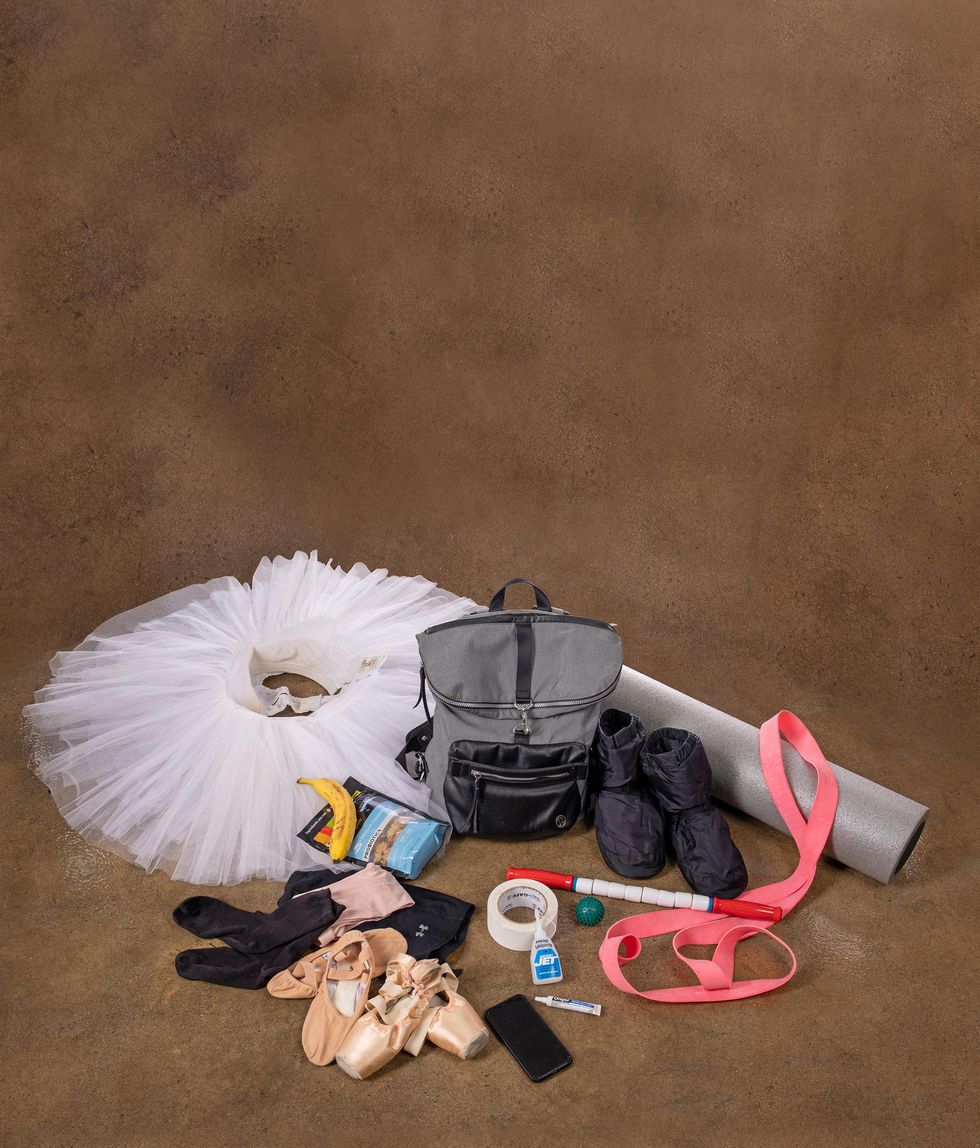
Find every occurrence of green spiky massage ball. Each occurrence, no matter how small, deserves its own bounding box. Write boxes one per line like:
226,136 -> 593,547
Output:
575,896 -> 605,926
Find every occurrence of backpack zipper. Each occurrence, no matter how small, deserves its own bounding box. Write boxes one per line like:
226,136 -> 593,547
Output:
424,672 -> 621,714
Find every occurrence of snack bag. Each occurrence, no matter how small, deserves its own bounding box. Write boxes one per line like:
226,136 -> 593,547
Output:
298,777 -> 448,880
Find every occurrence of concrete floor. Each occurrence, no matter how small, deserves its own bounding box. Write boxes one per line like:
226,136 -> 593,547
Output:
4,658 -> 977,1147
3,1 -> 979,1145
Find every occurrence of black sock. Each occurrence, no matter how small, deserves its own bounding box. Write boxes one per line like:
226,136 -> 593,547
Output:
172,888 -> 339,954
174,920 -> 333,990
174,878 -> 474,989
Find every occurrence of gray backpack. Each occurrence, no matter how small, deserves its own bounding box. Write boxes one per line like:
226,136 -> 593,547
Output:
409,579 -> 623,837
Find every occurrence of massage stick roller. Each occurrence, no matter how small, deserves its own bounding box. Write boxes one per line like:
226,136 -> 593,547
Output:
506,868 -> 783,922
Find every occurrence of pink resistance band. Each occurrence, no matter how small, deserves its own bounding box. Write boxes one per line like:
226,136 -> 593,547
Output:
598,710 -> 840,1003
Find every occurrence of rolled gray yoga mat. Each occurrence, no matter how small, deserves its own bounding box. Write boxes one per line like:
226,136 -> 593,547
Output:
611,667 -> 929,884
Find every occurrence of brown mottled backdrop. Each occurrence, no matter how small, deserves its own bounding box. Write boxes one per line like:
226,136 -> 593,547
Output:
2,3 -> 977,1146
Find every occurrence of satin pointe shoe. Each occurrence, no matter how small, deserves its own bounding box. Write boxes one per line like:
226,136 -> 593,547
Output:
641,727 -> 748,898
296,930 -> 406,1067
334,954 -> 441,1080
266,927 -> 407,999
592,709 -> 666,878
404,964 -> 489,1061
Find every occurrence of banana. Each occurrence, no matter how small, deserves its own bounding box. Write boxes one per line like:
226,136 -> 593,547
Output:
297,777 -> 358,861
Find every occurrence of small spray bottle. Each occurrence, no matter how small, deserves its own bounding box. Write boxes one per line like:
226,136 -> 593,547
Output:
530,912 -> 563,985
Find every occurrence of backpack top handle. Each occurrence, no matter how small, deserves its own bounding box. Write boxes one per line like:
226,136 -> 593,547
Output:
488,578 -> 553,613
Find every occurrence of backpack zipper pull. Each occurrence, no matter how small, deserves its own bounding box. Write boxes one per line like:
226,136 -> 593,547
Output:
513,703 -> 531,736
468,772 -> 483,833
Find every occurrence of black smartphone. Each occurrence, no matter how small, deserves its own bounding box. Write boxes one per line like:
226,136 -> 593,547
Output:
484,994 -> 573,1082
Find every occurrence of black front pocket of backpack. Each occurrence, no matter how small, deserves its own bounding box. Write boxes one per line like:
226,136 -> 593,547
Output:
445,741 -> 588,837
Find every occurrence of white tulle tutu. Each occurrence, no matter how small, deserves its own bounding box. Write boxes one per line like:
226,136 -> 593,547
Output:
24,552 -> 476,885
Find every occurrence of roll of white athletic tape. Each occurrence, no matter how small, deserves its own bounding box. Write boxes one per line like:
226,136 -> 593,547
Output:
486,879 -> 559,951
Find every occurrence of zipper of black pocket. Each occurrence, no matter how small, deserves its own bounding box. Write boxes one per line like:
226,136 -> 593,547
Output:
468,775 -> 483,833
468,767 -> 578,785
465,767 -> 578,834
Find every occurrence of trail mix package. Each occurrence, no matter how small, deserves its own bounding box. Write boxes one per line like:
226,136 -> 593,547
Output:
298,777 -> 449,880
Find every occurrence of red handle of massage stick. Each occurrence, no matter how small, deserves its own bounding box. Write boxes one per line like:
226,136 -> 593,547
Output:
713,897 -> 783,922
506,867 -> 575,890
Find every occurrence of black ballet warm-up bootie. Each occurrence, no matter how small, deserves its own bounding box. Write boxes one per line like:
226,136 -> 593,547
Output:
640,727 -> 748,898
591,709 -> 666,879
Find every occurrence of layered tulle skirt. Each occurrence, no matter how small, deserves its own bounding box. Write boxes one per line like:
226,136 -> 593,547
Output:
24,552 -> 475,884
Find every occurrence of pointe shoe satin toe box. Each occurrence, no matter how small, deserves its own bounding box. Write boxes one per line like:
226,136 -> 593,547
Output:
335,955 -> 488,1079
426,992 -> 489,1059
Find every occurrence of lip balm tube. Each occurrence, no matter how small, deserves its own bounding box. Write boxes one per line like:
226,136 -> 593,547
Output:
534,995 -> 602,1016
